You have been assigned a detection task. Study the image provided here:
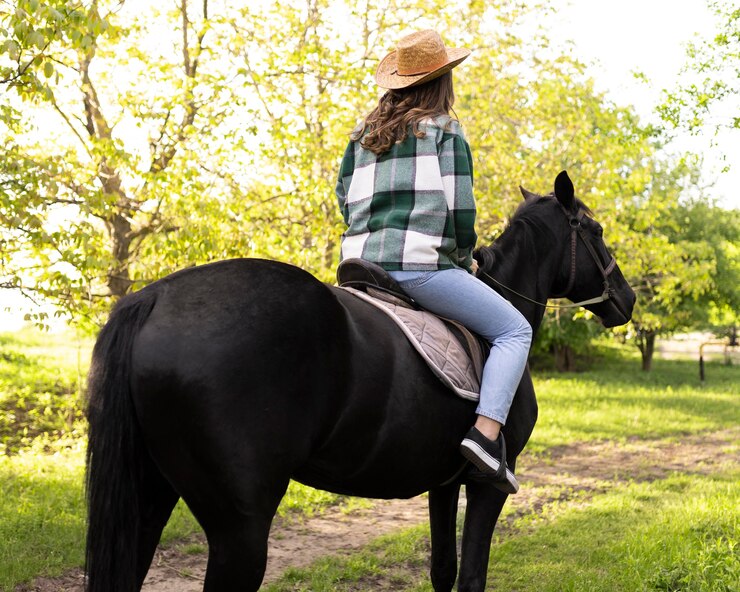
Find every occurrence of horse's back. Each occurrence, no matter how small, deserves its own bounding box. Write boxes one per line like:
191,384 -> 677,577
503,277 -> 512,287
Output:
127,258 -> 474,499
133,258 -> 346,406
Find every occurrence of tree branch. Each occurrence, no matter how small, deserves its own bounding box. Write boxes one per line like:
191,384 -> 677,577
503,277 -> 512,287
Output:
149,0 -> 209,174
50,98 -> 93,156
0,35 -> 55,84
80,51 -> 111,140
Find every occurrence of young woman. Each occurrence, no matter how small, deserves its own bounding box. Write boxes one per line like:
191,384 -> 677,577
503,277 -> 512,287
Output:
335,30 -> 532,493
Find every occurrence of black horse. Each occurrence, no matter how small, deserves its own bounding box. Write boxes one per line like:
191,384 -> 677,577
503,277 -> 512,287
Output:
85,171 -> 635,592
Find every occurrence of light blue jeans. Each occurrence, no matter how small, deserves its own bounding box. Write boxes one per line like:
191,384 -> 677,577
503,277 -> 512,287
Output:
389,268 -> 532,425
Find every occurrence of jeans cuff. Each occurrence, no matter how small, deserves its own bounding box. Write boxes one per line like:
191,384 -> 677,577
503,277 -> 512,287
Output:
475,407 -> 507,425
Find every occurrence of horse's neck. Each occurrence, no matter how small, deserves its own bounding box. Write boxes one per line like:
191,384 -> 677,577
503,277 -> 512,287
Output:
489,218 -> 563,334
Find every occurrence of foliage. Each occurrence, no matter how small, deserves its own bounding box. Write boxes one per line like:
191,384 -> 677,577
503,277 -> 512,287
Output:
658,0 -> 740,138
668,199 -> 740,327
617,187 -> 740,369
1,0 -> 734,380
623,0 -> 740,367
530,308 -> 603,371
0,0 -> 698,339
1,1 -> 269,329
0,1 -> 97,88
631,198 -> 738,332
460,54 -> 689,370
642,0 -> 739,368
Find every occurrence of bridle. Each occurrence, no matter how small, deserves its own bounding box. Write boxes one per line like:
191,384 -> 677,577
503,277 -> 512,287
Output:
481,206 -> 617,310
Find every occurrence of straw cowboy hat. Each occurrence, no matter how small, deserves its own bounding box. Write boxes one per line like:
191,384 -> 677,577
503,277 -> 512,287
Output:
375,30 -> 470,90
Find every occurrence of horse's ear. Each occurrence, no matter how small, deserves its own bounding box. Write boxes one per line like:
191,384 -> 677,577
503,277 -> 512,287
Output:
519,185 -> 539,201
554,170 -> 575,212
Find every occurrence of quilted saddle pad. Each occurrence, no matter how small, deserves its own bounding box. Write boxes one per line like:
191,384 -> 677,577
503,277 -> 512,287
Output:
341,287 -> 486,401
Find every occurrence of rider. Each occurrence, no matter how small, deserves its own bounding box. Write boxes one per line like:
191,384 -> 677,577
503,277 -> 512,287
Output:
335,29 -> 532,493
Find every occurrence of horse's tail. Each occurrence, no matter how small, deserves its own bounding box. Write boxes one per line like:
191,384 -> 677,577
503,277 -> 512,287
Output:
85,288 -> 158,592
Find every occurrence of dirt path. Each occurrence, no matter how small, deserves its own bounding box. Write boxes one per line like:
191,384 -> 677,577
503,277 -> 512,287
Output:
18,428 -> 738,592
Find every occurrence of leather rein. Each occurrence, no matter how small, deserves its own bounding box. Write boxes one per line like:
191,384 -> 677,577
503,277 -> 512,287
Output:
481,207 -> 617,310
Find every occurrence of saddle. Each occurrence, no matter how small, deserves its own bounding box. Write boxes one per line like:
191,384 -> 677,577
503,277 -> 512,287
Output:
336,259 -> 489,401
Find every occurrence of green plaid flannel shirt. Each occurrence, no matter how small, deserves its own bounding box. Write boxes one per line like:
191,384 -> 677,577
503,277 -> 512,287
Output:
336,117 -> 477,272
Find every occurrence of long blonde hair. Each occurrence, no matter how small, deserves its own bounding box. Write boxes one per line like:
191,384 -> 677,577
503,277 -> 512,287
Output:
352,73 -> 456,155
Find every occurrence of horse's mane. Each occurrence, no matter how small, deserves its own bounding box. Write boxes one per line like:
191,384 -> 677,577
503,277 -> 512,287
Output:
474,193 -> 591,274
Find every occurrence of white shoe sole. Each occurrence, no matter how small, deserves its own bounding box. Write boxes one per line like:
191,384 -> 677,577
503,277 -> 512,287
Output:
460,439 -> 520,494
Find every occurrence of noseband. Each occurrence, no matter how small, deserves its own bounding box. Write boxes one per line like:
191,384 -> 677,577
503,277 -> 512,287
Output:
481,205 -> 617,310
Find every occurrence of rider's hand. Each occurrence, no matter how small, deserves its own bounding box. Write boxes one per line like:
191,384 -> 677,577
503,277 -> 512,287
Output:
470,259 -> 479,276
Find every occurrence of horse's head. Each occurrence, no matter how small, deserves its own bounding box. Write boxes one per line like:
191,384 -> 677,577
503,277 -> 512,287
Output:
521,171 -> 635,327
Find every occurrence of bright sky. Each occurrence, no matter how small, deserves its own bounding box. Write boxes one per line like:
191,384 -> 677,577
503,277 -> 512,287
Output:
550,0 -> 714,100
546,0 -> 738,208
0,0 -> 736,331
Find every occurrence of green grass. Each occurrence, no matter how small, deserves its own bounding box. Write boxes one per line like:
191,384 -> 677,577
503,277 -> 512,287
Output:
486,470 -> 740,592
1,328 -> 738,590
0,443 -> 210,590
528,352 -> 739,453
0,328 -> 91,454
0,445 -> 86,590
0,449 -> 343,590
263,470 -> 739,592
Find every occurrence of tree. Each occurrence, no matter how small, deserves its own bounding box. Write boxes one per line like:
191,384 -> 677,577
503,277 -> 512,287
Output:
1,0 -> 702,339
658,0 -> 740,138
635,0 -> 740,369
462,52 -> 691,371
1,1 -> 261,328
618,180 -> 739,371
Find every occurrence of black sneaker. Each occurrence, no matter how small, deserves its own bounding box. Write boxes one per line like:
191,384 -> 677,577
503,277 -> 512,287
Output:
459,427 -> 519,494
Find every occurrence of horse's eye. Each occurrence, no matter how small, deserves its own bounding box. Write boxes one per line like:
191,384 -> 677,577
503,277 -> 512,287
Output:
595,225 -> 603,237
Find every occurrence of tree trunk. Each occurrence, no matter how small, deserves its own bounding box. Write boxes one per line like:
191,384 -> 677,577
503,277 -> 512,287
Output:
554,344 -> 576,372
107,212 -> 132,299
639,331 -> 656,371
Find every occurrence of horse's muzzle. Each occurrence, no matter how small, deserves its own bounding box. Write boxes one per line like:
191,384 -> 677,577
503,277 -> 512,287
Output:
600,289 -> 635,327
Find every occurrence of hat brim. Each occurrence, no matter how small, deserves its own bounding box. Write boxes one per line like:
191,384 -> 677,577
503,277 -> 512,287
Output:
375,47 -> 471,90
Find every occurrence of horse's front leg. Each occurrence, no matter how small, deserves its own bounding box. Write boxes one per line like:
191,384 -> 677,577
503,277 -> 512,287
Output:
428,481 -> 462,592
458,480 -> 509,592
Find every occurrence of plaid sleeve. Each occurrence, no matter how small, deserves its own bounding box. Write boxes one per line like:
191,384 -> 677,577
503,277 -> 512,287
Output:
438,132 -> 477,271
335,140 -> 355,225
